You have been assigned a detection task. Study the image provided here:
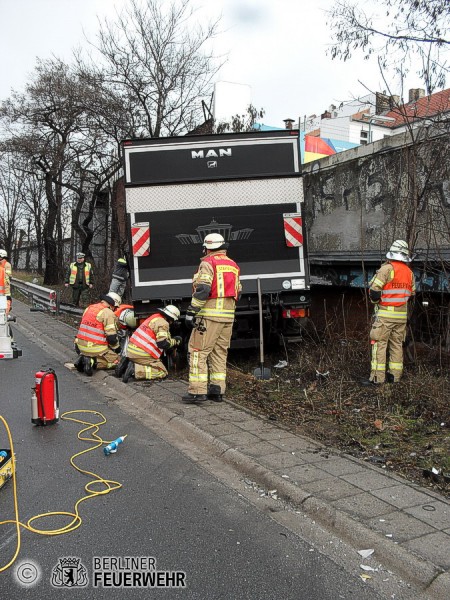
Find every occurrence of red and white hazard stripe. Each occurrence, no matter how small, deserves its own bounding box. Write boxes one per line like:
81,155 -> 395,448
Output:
132,222 -> 150,257
283,214 -> 303,247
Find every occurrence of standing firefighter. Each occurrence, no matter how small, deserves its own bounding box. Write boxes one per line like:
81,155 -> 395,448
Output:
0,249 -> 12,314
74,292 -> 122,375
182,233 -> 241,404
122,305 -> 182,383
65,252 -> 94,307
361,240 -> 415,386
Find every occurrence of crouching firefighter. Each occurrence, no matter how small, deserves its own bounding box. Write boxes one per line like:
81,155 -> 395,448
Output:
361,240 -> 415,386
74,292 -> 122,375
122,305 -> 182,383
182,233 -> 241,404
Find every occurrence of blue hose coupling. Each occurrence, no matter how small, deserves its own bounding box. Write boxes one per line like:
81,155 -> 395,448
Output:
104,436 -> 126,456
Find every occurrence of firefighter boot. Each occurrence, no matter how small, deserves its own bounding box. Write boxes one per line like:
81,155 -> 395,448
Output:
122,362 -> 135,383
74,355 -> 85,373
115,356 -> 129,378
207,384 -> 223,402
83,356 -> 96,376
182,393 -> 208,404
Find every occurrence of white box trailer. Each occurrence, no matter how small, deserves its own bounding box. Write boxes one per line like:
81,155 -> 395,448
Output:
121,130 -> 310,347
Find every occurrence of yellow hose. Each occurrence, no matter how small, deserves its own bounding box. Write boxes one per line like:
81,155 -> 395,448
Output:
0,410 -> 123,572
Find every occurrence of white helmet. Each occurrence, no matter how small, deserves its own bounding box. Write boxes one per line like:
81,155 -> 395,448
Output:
119,308 -> 137,328
203,233 -> 225,250
103,292 -> 122,307
158,305 -> 180,321
386,239 -> 411,263
0,249 -> 7,258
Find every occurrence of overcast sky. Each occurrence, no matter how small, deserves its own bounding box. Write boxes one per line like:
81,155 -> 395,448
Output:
0,0 -> 419,128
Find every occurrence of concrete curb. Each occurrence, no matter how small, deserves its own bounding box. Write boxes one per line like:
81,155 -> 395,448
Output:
14,312 -> 448,598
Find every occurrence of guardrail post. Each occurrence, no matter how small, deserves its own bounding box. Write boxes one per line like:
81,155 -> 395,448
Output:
49,290 -> 57,315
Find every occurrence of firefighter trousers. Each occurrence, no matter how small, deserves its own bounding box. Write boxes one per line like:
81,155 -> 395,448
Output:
369,318 -> 407,383
188,319 -> 233,395
126,348 -> 168,380
78,347 -> 119,370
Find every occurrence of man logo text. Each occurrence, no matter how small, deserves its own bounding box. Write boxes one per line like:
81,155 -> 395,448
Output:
191,148 -> 232,159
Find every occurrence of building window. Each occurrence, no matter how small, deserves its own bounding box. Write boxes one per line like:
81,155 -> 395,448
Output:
360,130 -> 368,145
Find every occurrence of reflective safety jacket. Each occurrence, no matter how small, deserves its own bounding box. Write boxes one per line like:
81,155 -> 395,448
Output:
370,260 -> 415,321
76,302 -> 110,348
68,262 -> 92,285
127,313 -> 164,359
0,259 -> 12,295
204,254 -> 240,300
191,252 -> 241,322
379,261 -> 414,306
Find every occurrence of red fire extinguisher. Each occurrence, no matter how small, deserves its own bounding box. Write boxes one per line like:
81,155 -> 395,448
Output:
31,368 -> 60,426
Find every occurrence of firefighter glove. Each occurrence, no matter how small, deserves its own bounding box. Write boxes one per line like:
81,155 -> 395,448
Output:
185,307 -> 197,329
173,336 -> 183,347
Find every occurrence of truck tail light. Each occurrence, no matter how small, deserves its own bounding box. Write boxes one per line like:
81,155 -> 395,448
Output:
282,308 -> 308,319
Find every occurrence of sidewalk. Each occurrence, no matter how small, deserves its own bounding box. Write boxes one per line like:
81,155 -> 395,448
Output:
12,300 -> 450,598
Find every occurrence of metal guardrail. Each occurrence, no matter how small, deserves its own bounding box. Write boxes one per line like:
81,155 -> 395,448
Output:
11,278 -> 83,317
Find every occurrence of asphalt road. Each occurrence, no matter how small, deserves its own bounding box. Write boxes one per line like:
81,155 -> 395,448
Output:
0,327 -> 384,599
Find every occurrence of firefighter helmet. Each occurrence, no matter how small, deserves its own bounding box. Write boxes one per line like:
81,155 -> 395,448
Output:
203,233 -> 226,250
158,305 -> 180,321
103,292 -> 122,307
0,249 -> 7,258
386,239 -> 411,263
118,308 -> 137,329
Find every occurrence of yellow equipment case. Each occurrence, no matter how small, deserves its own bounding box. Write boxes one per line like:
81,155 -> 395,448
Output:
0,449 -> 14,490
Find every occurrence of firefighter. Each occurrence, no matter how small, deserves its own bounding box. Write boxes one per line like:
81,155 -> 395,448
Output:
0,249 -> 12,315
64,252 -> 94,307
109,257 -> 130,298
361,240 -> 415,386
182,233 -> 241,404
74,292 -> 122,376
122,305 -> 182,383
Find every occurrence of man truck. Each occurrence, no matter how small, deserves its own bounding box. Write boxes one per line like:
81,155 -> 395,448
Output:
121,129 -> 310,347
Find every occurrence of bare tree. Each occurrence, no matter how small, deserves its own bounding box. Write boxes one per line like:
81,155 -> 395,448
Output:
327,0 -> 450,93
0,58 -> 125,283
0,154 -> 27,265
88,0 -> 222,138
0,59 -> 96,283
